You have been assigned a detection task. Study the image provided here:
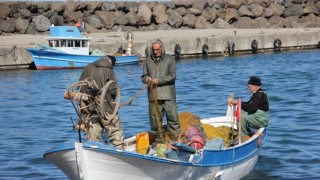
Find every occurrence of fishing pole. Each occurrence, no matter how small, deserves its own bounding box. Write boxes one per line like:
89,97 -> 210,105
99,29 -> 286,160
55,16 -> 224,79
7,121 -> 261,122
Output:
70,117 -> 81,143
66,90 -> 84,143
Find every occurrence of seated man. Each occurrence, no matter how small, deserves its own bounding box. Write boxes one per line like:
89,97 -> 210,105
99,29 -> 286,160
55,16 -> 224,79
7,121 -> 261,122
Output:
230,76 -> 269,136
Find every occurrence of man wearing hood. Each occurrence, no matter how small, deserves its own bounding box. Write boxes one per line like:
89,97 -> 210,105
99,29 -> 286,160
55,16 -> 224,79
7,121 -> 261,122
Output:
141,39 -> 180,143
79,55 -> 125,150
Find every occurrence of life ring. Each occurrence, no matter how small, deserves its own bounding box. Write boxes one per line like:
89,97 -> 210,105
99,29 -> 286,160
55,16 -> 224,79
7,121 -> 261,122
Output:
174,44 -> 181,60
227,39 -> 235,56
202,44 -> 209,58
251,39 -> 258,54
273,38 -> 282,52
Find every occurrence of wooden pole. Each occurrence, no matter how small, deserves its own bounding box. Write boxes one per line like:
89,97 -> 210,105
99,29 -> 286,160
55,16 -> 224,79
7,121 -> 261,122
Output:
238,98 -> 242,144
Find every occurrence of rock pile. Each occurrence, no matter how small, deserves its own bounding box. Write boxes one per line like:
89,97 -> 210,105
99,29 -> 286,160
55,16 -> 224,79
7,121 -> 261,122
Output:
0,0 -> 320,35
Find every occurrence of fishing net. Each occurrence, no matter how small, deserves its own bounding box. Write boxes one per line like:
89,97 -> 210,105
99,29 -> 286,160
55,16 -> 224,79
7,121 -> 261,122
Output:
178,112 -> 202,132
178,112 -> 237,147
202,124 -> 228,140
177,112 -> 205,144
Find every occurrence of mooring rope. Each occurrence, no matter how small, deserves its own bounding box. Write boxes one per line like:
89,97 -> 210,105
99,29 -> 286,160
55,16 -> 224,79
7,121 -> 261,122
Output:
18,47 -> 32,64
0,46 -> 16,56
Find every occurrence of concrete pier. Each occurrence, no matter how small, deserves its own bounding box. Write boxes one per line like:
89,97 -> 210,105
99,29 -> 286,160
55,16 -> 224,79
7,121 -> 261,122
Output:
1,28 -> 320,70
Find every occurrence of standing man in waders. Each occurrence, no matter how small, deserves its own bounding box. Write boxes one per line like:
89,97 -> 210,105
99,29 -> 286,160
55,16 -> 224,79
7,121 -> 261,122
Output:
79,56 -> 126,150
141,39 -> 180,144
230,76 -> 269,137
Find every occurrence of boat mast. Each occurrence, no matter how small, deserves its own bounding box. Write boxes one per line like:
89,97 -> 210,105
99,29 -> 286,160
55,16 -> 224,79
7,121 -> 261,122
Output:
125,31 -> 133,55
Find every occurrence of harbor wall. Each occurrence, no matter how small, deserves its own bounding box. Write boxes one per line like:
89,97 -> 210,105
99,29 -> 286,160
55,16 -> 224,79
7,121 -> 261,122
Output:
91,30 -> 320,58
1,0 -> 320,35
1,28 -> 320,70
0,47 -> 33,70
1,0 -> 320,69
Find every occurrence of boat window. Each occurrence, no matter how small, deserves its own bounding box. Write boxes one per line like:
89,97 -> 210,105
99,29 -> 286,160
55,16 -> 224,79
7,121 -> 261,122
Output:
82,40 -> 88,47
75,40 -> 81,47
68,40 -> 73,47
48,40 -> 53,47
55,40 -> 60,47
61,40 -> 66,47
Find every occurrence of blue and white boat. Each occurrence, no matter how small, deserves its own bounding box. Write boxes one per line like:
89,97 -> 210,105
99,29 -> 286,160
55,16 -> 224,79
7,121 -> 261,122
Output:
44,109 -> 267,180
26,26 -> 140,70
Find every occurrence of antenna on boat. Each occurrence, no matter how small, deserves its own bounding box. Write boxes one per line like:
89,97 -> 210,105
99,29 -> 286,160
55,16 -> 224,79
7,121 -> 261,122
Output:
124,31 -> 134,55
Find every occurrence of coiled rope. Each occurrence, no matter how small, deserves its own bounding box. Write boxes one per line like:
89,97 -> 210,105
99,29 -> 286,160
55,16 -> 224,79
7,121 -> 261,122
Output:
68,77 -> 148,120
68,77 -> 120,121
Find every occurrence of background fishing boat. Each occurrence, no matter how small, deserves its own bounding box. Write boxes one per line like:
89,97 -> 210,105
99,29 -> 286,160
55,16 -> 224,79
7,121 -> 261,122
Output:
25,26 -> 140,70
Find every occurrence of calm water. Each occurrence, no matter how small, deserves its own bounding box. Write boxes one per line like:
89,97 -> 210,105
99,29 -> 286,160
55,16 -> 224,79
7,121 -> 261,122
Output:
1,49 -> 320,179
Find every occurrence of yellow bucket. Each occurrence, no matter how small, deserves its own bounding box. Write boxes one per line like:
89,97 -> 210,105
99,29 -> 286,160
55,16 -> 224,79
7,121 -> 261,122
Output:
136,132 -> 154,154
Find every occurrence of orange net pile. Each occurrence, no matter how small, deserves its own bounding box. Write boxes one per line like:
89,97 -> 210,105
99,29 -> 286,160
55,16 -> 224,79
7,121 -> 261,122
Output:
202,124 -> 235,146
178,112 -> 202,132
178,112 -> 237,147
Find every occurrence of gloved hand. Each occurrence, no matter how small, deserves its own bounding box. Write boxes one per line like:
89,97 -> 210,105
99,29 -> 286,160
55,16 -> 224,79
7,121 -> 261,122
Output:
64,91 -> 90,101
64,90 -> 76,99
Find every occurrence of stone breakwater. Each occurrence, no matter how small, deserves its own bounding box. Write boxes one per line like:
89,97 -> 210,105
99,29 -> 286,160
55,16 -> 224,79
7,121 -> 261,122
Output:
1,0 -> 320,35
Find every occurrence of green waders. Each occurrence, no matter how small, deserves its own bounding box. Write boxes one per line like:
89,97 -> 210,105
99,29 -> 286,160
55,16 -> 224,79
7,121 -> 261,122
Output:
241,109 -> 269,136
149,99 -> 180,142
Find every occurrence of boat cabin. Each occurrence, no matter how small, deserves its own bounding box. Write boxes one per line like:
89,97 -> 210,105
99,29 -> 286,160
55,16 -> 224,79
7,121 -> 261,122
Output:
46,26 -> 91,55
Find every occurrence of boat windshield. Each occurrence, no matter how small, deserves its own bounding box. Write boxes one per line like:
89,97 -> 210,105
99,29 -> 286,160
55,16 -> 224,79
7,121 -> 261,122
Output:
48,39 -> 89,48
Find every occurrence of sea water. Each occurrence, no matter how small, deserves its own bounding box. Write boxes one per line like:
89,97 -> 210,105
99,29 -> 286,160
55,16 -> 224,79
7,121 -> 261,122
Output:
0,49 -> 320,179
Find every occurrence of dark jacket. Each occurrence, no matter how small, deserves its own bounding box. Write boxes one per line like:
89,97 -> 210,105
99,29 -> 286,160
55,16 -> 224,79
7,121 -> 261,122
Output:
242,88 -> 269,114
79,56 -> 117,114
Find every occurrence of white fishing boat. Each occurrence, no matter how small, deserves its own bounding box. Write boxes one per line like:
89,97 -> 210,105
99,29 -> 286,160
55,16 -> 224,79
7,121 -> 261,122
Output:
44,79 -> 266,180
44,116 -> 266,180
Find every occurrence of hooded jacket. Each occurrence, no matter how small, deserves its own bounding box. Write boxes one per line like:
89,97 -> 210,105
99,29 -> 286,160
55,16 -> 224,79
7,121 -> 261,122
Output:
141,39 -> 176,100
79,56 -> 117,114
